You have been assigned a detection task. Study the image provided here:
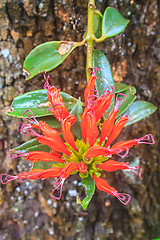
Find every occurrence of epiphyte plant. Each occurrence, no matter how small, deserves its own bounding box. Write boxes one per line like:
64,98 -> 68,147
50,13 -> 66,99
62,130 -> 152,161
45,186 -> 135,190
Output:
1,0 -> 157,210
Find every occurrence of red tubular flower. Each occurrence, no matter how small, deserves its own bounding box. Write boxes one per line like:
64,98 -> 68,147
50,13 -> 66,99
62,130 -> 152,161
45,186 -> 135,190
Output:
1,72 -> 154,207
94,90 -> 113,122
19,167 -> 63,181
84,75 -> 97,106
93,174 -> 117,196
26,151 -> 65,163
36,135 -> 71,156
98,160 -> 143,177
93,174 -> 131,205
110,139 -> 139,152
86,146 -> 112,159
98,160 -> 130,171
61,115 -> 77,151
100,108 -> 119,144
51,162 -> 87,200
77,162 -> 88,174
39,121 -> 61,138
44,79 -> 69,121
61,161 -> 87,179
0,167 -> 63,184
81,107 -> 98,147
105,115 -> 128,148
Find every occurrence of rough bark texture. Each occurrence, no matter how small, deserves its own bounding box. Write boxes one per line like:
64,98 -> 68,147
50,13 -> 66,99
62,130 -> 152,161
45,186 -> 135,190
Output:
0,0 -> 159,239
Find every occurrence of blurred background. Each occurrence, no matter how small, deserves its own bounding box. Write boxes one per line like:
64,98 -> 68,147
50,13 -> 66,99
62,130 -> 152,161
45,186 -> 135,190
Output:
0,0 -> 159,239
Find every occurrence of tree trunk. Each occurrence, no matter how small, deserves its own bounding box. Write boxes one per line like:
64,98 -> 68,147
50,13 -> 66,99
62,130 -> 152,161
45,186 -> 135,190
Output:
0,0 -> 159,239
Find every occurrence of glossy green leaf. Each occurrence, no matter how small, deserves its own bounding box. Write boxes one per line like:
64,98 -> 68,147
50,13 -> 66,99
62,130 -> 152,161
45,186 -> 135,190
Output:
5,89 -> 78,118
23,41 -> 78,80
36,115 -> 61,128
80,175 -> 95,210
93,10 -> 103,39
15,138 -> 51,153
15,138 -> 39,152
93,50 -> 114,116
27,144 -> 51,153
70,98 -> 83,139
123,101 -> 157,127
33,161 -> 56,170
114,82 -> 129,93
102,7 -> 129,38
116,87 -> 136,118
93,50 -> 114,96
70,98 -> 83,122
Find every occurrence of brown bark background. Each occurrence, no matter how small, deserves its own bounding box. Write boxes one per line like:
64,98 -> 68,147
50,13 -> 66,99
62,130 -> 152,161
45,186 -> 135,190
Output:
0,0 -> 159,239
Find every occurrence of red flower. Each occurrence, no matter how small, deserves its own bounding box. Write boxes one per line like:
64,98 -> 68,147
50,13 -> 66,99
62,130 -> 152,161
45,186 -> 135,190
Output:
0,71 -> 155,206
26,151 -> 65,163
81,106 -> 98,147
93,174 -> 131,205
61,114 -> 77,151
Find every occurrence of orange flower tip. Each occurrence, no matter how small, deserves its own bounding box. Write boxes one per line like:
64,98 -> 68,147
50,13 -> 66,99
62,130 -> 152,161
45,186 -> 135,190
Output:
113,192 -> 131,205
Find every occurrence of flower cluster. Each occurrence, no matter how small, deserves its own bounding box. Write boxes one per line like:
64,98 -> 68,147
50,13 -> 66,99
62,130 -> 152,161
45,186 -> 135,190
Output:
0,70 -> 155,206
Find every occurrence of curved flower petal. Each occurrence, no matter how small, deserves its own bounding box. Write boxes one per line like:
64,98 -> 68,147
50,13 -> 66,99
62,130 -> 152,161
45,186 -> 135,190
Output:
94,90 -> 113,121
44,79 -> 69,121
93,174 -> 131,205
84,75 -> 97,106
93,174 -> 117,196
105,115 -> 128,148
19,167 -> 63,180
39,121 -> 61,138
110,139 -> 139,151
100,108 -> 119,144
86,146 -> 112,159
62,115 -> 77,151
26,151 -> 65,163
81,107 -> 98,147
98,160 -> 129,171
36,135 -> 71,156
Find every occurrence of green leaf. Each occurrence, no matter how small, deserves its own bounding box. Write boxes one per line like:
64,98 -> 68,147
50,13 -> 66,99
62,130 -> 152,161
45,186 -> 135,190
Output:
122,101 -> 157,127
93,50 -> 114,96
114,82 -> 129,93
33,161 -> 56,170
93,50 -> 114,116
80,175 -> 95,210
70,98 -> 83,139
93,10 -> 103,39
102,7 -> 129,38
5,89 -> 78,118
15,138 -> 39,152
60,91 -> 78,111
27,144 -> 51,153
23,41 -> 78,80
116,87 -> 136,118
15,138 -> 51,153
70,98 -> 83,122
37,115 -> 61,128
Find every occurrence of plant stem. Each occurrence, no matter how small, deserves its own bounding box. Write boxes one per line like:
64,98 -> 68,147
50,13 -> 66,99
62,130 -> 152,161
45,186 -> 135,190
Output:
85,0 -> 95,82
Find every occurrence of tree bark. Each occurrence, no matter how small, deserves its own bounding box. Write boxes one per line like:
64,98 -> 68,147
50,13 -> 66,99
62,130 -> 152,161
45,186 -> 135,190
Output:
0,0 -> 159,239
